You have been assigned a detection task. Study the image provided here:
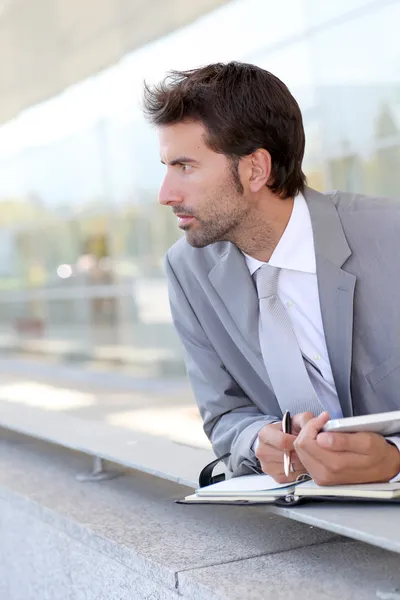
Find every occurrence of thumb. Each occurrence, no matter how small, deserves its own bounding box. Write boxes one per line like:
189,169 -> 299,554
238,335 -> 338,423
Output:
304,411 -> 331,438
295,411 -> 331,445
316,411 -> 331,428
292,411 -> 315,431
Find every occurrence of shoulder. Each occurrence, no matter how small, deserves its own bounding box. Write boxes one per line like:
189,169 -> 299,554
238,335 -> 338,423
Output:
317,189 -> 400,241
327,189 -> 400,259
330,189 -> 400,218
165,236 -> 231,277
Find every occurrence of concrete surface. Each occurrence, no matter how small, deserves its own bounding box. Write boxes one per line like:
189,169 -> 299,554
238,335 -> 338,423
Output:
0,356 -> 213,487
178,541 -> 400,600
1,430 -> 400,599
0,430 -> 343,600
269,498 -> 400,554
0,398 -> 214,487
1,356 -> 400,557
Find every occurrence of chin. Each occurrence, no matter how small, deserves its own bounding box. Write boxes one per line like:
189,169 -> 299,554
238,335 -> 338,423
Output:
185,232 -> 214,248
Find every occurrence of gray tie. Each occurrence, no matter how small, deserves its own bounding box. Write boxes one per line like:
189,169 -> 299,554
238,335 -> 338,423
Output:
255,264 -> 323,415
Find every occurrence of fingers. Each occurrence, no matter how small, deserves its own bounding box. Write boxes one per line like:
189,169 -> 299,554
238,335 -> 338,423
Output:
294,411 -> 330,447
291,411 -> 315,433
256,444 -> 306,483
288,453 -> 304,473
316,431 -> 378,455
258,462 -> 305,484
255,422 -> 305,482
258,422 -> 296,452
293,414 -> 382,485
294,412 -> 332,461
255,446 -> 303,472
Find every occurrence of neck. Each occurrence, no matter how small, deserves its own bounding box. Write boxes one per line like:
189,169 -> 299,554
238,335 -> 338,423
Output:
232,194 -> 294,262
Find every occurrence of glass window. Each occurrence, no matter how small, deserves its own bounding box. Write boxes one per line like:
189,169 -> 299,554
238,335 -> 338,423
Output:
305,0 -> 380,28
1,0 -> 400,376
309,1 -> 400,193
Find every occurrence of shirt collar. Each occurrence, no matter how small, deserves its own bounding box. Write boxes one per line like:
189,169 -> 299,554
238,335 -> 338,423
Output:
242,192 -> 316,275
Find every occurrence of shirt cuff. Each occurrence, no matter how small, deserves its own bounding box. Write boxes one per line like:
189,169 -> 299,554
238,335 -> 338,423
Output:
386,436 -> 400,482
252,437 -> 260,453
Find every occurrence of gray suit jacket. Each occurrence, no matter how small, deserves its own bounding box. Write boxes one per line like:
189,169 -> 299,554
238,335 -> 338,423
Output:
165,187 -> 400,476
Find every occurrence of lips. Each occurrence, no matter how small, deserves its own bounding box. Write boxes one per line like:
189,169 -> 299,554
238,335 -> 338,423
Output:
177,215 -> 195,227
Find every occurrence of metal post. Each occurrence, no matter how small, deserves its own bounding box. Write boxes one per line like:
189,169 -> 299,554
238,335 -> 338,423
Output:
76,455 -> 122,482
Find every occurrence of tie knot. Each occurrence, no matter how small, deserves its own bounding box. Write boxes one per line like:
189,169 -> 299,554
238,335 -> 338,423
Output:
255,265 -> 280,299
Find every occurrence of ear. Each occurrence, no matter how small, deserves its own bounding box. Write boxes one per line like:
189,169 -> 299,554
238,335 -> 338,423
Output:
248,149 -> 272,192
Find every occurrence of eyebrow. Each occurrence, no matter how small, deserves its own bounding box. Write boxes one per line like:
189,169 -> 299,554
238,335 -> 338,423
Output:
160,156 -> 200,166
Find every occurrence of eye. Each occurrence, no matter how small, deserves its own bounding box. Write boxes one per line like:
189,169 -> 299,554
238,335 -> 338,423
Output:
181,164 -> 192,173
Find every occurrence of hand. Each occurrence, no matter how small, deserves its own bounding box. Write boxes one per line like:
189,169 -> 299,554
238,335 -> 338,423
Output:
255,413 -> 313,483
294,412 -> 400,485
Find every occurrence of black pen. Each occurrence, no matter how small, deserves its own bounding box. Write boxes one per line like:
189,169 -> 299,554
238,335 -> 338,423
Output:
282,410 -> 292,477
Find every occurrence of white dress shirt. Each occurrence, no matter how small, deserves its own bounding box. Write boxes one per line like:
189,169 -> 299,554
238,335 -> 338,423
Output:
243,192 -> 400,481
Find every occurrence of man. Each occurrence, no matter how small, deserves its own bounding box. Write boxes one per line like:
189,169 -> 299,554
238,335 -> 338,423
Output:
143,61 -> 400,486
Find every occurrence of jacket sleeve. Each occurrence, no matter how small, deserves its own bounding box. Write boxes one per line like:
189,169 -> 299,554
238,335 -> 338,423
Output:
165,253 -> 279,476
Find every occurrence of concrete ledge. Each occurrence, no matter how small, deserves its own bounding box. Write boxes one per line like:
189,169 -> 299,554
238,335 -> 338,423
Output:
269,499 -> 400,555
2,358 -> 400,556
1,430 -> 400,600
178,542 -> 400,600
0,398 -> 213,488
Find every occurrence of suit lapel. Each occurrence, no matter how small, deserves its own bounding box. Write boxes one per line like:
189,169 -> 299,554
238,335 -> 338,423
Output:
208,243 -> 273,387
305,187 -> 356,417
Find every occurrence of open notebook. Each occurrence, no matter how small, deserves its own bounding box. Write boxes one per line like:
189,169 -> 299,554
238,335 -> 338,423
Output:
178,473 -> 400,506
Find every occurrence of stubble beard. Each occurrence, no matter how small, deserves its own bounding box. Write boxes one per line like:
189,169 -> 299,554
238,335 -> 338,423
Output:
184,170 -> 251,248
184,196 -> 250,248
184,192 -> 277,256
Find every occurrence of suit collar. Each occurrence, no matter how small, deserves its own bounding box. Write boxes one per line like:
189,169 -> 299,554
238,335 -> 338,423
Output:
242,192 -> 316,275
303,186 -> 352,267
208,186 -> 352,277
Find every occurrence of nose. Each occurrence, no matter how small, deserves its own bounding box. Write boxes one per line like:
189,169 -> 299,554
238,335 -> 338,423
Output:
158,174 -> 183,206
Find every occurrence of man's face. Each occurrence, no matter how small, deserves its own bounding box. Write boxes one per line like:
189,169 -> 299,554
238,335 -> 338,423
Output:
158,121 -> 250,248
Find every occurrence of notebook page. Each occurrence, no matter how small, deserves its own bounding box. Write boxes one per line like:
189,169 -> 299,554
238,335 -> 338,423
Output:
196,473 -> 296,495
297,481 -> 400,493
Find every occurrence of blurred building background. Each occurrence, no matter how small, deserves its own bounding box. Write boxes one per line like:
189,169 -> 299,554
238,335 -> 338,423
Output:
0,0 -> 399,378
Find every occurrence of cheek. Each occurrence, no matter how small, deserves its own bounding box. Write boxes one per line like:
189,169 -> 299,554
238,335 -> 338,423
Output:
181,174 -> 207,201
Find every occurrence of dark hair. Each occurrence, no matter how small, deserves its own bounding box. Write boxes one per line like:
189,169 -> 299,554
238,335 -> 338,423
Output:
143,61 -> 306,199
